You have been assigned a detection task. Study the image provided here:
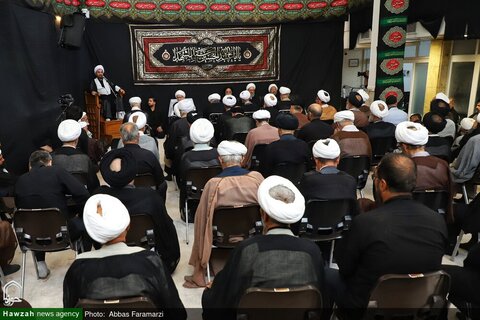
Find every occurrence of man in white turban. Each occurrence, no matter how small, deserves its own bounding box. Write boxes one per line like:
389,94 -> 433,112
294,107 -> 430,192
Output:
122,96 -> 145,123
268,83 -> 278,95
395,121 -> 454,222
315,89 -> 337,122
246,82 -> 256,99
90,65 -> 125,121
52,119 -> 100,193
117,113 -> 159,161
263,93 -> 278,108
364,100 -> 396,159
202,175 -> 324,315
203,93 -> 224,122
277,86 -> 292,111
332,110 -> 372,159
239,90 -> 258,112
242,109 -> 279,168
185,140 -> 264,288
452,113 -> 480,160
63,194 -> 186,315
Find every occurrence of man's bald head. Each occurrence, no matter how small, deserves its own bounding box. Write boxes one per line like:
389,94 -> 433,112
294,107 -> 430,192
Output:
307,103 -> 323,119
120,122 -> 140,144
376,153 -> 416,193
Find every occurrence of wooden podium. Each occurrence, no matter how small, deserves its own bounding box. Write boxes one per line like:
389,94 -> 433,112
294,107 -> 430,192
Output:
84,92 -> 122,142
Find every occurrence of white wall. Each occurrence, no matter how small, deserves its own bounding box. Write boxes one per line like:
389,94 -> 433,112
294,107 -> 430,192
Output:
342,49 -> 364,90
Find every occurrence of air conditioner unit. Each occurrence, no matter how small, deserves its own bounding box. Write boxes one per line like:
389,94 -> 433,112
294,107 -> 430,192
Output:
358,30 -> 372,45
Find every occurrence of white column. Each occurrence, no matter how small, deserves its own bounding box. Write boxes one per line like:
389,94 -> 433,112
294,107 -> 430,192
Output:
367,0 -> 382,94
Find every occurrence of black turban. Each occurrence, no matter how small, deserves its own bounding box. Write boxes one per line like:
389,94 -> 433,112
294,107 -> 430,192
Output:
430,99 -> 450,118
423,112 -> 447,134
348,91 -> 363,108
276,113 -> 299,130
100,148 -> 137,188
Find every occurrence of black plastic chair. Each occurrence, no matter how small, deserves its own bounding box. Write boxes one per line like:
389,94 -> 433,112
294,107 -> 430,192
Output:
208,112 -> 223,125
338,155 -> 371,197
133,173 -> 157,189
232,132 -> 248,144
76,296 -> 156,309
237,285 -> 322,320
126,214 -> 156,250
298,199 -> 353,267
413,190 -> 449,216
183,166 -> 222,244
249,144 -> 267,171
370,137 -> 396,166
271,162 -> 307,186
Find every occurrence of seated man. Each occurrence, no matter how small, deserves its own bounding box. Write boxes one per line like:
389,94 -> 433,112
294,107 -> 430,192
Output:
202,176 -> 324,318
118,122 -> 167,201
430,93 -> 456,141
178,119 -> 220,221
276,86 -> 292,111
122,96 -> 144,123
203,93 -> 224,121
261,113 -> 310,177
396,121 -> 454,222
332,111 -> 372,159
52,119 -> 100,193
452,114 -> 480,160
327,153 -> 447,315
118,112 -> 159,160
185,141 -> 264,288
215,95 -> 236,142
423,112 -> 452,162
290,103 -> 309,129
296,103 -> 334,143
345,91 -> 369,129
451,134 -> 480,200
63,194 -> 186,319
221,106 -> 255,141
242,110 -> 279,168
15,150 -> 89,278
263,93 -> 279,127
96,148 -> 180,273
239,90 -> 258,113
316,89 -> 337,122
382,95 -> 407,126
364,100 -> 396,141
299,139 -> 357,209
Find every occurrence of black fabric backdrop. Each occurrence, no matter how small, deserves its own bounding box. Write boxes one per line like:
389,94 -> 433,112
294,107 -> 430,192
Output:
0,1 -> 344,174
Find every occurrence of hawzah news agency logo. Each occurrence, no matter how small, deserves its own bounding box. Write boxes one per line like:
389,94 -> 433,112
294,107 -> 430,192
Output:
2,281 -> 22,307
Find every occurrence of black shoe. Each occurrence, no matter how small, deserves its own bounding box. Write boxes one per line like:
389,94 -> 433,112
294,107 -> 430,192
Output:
165,174 -> 172,181
2,264 -> 20,276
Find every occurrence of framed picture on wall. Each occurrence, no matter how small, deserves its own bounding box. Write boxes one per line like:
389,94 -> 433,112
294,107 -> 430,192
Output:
348,59 -> 359,67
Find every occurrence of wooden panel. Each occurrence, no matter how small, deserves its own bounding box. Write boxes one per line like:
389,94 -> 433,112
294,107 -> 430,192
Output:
84,92 -> 101,139
100,120 -> 122,139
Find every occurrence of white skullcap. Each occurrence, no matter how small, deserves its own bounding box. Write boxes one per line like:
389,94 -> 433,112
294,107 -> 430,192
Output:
395,121 -> 429,146
460,118 -> 476,131
175,90 -> 186,98
357,89 -> 370,103
208,93 -> 221,102
312,139 -> 340,159
83,194 -> 130,244
239,90 -> 251,101
279,86 -> 291,95
317,90 -> 330,103
93,65 -> 104,74
435,92 -> 450,104
129,112 -> 147,130
370,100 -> 389,119
222,95 -> 237,107
253,109 -> 271,120
190,118 -> 214,144
57,119 -> 81,142
129,96 -> 141,106
268,84 -> 278,91
334,110 -> 355,123
264,93 -> 278,107
217,140 -> 247,156
257,175 -> 305,224
246,83 -> 256,90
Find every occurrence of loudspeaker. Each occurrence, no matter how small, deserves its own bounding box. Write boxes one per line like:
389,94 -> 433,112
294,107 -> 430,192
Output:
59,13 -> 85,48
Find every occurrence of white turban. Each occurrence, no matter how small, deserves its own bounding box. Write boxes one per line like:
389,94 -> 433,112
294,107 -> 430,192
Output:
317,90 -> 330,103
253,109 -> 271,120
175,90 -> 186,98
222,95 -> 237,107
264,93 -> 278,107
94,65 -> 104,74
129,96 -> 141,106
246,83 -> 256,90
57,119 -> 81,142
239,90 -> 251,101
357,89 -> 370,103
279,86 -> 291,95
460,118 -> 476,131
208,93 -> 221,102
312,139 -> 340,159
395,121 -> 429,146
178,99 -> 195,112
129,111 -> 147,130
83,194 -> 130,244
257,175 -> 305,224
369,100 -> 389,119
217,140 -> 247,156
435,92 -> 450,104
190,118 -> 214,144
334,110 -> 355,123
268,84 -> 278,92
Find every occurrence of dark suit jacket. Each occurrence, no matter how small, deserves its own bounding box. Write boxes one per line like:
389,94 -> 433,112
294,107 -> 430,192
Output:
300,167 -> 357,202
222,115 -> 255,141
364,121 -> 396,140
123,144 -> 165,187
261,135 -> 310,177
335,196 -> 448,309
296,119 -> 334,143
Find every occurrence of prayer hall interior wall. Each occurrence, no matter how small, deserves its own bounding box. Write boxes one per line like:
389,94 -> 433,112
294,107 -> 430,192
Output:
0,1 -> 344,174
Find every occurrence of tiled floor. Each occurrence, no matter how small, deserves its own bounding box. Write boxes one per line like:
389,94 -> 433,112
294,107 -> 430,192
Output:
1,139 -> 468,317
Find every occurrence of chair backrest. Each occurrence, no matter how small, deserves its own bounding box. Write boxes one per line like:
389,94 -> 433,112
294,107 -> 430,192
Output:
75,296 -> 156,309
126,214 -> 156,250
13,208 -> 71,252
278,109 -> 291,114
1,197 -> 16,213
232,132 -> 248,144
244,111 -> 255,118
209,112 -> 223,125
133,174 -> 157,189
185,166 -> 222,199
250,144 -> 268,171
413,190 -> 449,215
212,205 -> 261,248
367,271 -> 450,317
237,285 -> 322,320
298,199 -> 352,239
338,155 -> 371,190
370,137 -> 396,165
271,162 -> 306,185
